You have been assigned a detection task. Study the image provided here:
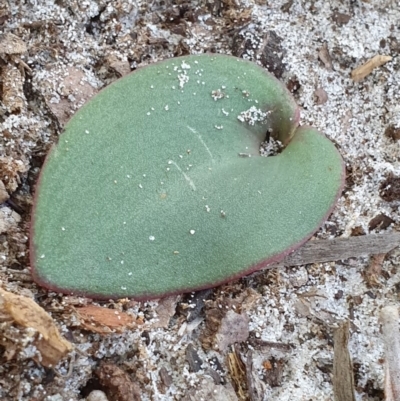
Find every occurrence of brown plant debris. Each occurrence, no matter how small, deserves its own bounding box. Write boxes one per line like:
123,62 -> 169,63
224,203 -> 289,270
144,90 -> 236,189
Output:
332,12 -> 352,26
185,343 -> 203,372
262,357 -> 285,388
95,362 -> 142,401
0,287 -> 72,367
259,31 -> 286,79
380,306 -> 400,401
364,254 -> 386,286
227,348 -> 248,401
201,304 -> 225,350
318,43 -> 333,70
333,320 -> 356,401
351,55 -> 392,82
380,174 -> 400,202
385,125 -> 400,141
286,76 -> 301,94
368,214 -> 394,231
350,225 -> 365,236
74,304 -> 139,334
152,295 -> 179,329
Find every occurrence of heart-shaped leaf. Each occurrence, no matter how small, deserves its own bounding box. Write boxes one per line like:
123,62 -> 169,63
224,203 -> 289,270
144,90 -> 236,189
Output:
30,54 -> 344,299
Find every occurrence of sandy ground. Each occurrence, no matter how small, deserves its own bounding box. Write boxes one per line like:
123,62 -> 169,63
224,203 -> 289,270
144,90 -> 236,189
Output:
0,0 -> 400,400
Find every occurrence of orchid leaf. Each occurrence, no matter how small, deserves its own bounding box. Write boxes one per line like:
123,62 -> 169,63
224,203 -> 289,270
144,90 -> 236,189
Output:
30,54 -> 344,299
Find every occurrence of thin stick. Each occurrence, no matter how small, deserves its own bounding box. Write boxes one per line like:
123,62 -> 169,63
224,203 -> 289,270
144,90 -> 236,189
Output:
267,232 -> 400,269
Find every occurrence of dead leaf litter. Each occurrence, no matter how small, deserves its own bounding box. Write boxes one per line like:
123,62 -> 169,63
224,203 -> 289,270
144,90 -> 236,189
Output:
0,0 -> 400,400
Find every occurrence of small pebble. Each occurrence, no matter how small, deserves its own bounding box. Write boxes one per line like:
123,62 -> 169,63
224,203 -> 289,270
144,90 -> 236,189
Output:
87,390 -> 109,401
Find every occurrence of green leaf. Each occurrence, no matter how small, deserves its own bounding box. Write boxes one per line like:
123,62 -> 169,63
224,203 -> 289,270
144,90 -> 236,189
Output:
30,54 -> 344,299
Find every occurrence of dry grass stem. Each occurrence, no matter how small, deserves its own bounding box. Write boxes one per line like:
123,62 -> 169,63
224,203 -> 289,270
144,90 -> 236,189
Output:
351,55 -> 392,82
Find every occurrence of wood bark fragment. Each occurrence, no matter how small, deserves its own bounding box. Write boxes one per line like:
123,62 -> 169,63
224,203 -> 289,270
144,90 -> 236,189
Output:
75,304 -> 139,334
266,232 -> 400,269
0,288 -> 72,367
351,55 -> 392,82
380,306 -> 400,401
333,321 -> 356,401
